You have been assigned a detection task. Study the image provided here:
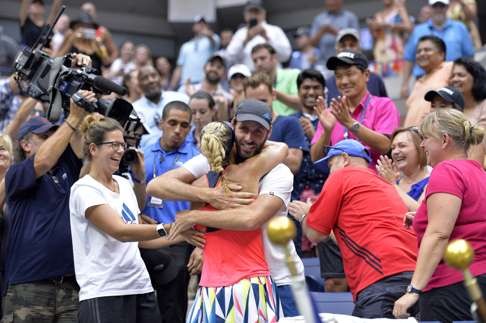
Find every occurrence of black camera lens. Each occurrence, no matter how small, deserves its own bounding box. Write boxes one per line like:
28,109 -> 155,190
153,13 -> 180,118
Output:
122,148 -> 137,163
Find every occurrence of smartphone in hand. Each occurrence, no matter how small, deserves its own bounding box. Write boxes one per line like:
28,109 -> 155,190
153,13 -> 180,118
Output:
248,18 -> 258,28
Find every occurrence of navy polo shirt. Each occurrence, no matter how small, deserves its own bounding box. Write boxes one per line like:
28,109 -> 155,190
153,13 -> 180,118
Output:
269,115 -> 308,151
289,112 -> 327,200
143,138 -> 199,224
4,145 -> 82,285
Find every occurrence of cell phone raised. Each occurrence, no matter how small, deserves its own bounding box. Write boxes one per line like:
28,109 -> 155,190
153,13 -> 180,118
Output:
248,18 -> 258,28
82,28 -> 96,40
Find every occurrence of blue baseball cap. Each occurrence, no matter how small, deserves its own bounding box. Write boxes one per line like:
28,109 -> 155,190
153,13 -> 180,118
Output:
314,139 -> 371,173
16,116 -> 57,140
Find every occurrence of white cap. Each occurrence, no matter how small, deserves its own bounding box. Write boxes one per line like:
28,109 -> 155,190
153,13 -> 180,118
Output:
429,0 -> 449,5
228,64 -> 251,79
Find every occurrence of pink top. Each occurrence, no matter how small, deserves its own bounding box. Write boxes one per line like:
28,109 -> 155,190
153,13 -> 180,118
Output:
413,160 -> 486,291
311,92 -> 400,167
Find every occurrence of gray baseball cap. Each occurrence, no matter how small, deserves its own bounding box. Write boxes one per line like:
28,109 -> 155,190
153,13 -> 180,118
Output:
336,28 -> 360,43
235,99 -> 272,129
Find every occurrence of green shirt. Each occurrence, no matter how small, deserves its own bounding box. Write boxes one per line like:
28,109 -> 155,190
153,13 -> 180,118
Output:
273,68 -> 300,116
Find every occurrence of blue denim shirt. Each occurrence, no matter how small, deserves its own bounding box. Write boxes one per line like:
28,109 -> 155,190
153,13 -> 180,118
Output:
404,19 -> 474,78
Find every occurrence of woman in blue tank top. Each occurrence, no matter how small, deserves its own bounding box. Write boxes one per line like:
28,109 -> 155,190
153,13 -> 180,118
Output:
377,127 -> 430,212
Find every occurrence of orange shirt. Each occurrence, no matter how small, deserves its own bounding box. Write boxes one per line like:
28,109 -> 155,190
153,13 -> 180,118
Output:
404,62 -> 453,127
197,206 -> 269,287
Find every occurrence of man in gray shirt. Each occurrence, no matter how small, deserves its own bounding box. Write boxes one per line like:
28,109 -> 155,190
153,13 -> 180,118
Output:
310,0 -> 358,68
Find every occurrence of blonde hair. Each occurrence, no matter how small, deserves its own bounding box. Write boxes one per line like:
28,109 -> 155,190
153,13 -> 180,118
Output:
80,114 -> 124,159
0,133 -> 14,163
200,122 -> 234,173
420,109 -> 485,151
0,134 -> 13,155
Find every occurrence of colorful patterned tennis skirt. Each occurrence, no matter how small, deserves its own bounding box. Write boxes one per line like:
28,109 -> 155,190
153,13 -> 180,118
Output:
186,276 -> 282,323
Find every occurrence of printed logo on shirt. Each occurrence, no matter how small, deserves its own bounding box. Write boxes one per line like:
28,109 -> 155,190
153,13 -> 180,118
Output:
121,203 -> 137,224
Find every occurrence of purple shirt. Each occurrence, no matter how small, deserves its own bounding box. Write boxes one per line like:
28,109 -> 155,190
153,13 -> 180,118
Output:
311,92 -> 399,167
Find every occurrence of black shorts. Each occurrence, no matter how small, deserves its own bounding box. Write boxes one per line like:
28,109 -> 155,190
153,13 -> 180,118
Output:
316,239 -> 345,279
353,271 -> 416,318
79,292 -> 160,323
419,274 -> 486,322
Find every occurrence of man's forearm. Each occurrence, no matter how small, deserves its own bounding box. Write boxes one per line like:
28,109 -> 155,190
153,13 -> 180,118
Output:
309,29 -> 324,47
147,175 -> 208,203
185,195 -> 283,231
34,121 -> 77,177
310,129 -> 331,161
284,149 -> 303,174
133,182 -> 147,210
170,67 -> 182,90
187,207 -> 259,231
349,122 -> 391,154
401,61 -> 413,88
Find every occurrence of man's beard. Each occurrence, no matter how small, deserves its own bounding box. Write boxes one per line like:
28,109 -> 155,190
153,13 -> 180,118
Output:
145,89 -> 161,102
206,72 -> 221,85
234,141 -> 265,163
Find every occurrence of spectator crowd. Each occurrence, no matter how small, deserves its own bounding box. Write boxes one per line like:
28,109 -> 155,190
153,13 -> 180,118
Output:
0,0 -> 486,322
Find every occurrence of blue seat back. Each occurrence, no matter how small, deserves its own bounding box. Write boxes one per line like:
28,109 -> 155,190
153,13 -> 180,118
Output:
310,292 -> 354,315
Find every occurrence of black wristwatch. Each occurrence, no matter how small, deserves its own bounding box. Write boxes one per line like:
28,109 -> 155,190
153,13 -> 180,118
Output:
156,223 -> 167,237
406,284 -> 422,295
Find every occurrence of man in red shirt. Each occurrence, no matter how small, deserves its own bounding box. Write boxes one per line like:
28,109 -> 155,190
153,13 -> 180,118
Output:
303,139 -> 418,318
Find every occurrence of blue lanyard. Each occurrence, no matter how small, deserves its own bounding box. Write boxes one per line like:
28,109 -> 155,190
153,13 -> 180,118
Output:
343,94 -> 372,139
152,150 -> 181,180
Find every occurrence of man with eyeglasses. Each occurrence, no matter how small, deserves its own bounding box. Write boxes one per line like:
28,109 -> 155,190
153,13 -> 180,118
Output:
2,91 -> 90,322
140,100 -> 199,323
302,139 -> 418,318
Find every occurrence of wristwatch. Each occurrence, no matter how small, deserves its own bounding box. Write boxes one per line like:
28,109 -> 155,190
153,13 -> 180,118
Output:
406,284 -> 422,295
349,121 -> 361,133
156,223 -> 167,237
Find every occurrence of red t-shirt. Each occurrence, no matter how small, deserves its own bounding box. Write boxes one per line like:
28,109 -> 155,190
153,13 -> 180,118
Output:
413,160 -> 486,291
197,205 -> 269,288
307,167 -> 417,298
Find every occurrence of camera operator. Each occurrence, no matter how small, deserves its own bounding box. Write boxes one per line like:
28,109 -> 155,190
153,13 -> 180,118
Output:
1,79 -> 90,322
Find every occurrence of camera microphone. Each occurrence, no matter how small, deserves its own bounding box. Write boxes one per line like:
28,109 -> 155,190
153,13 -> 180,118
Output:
93,76 -> 127,96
